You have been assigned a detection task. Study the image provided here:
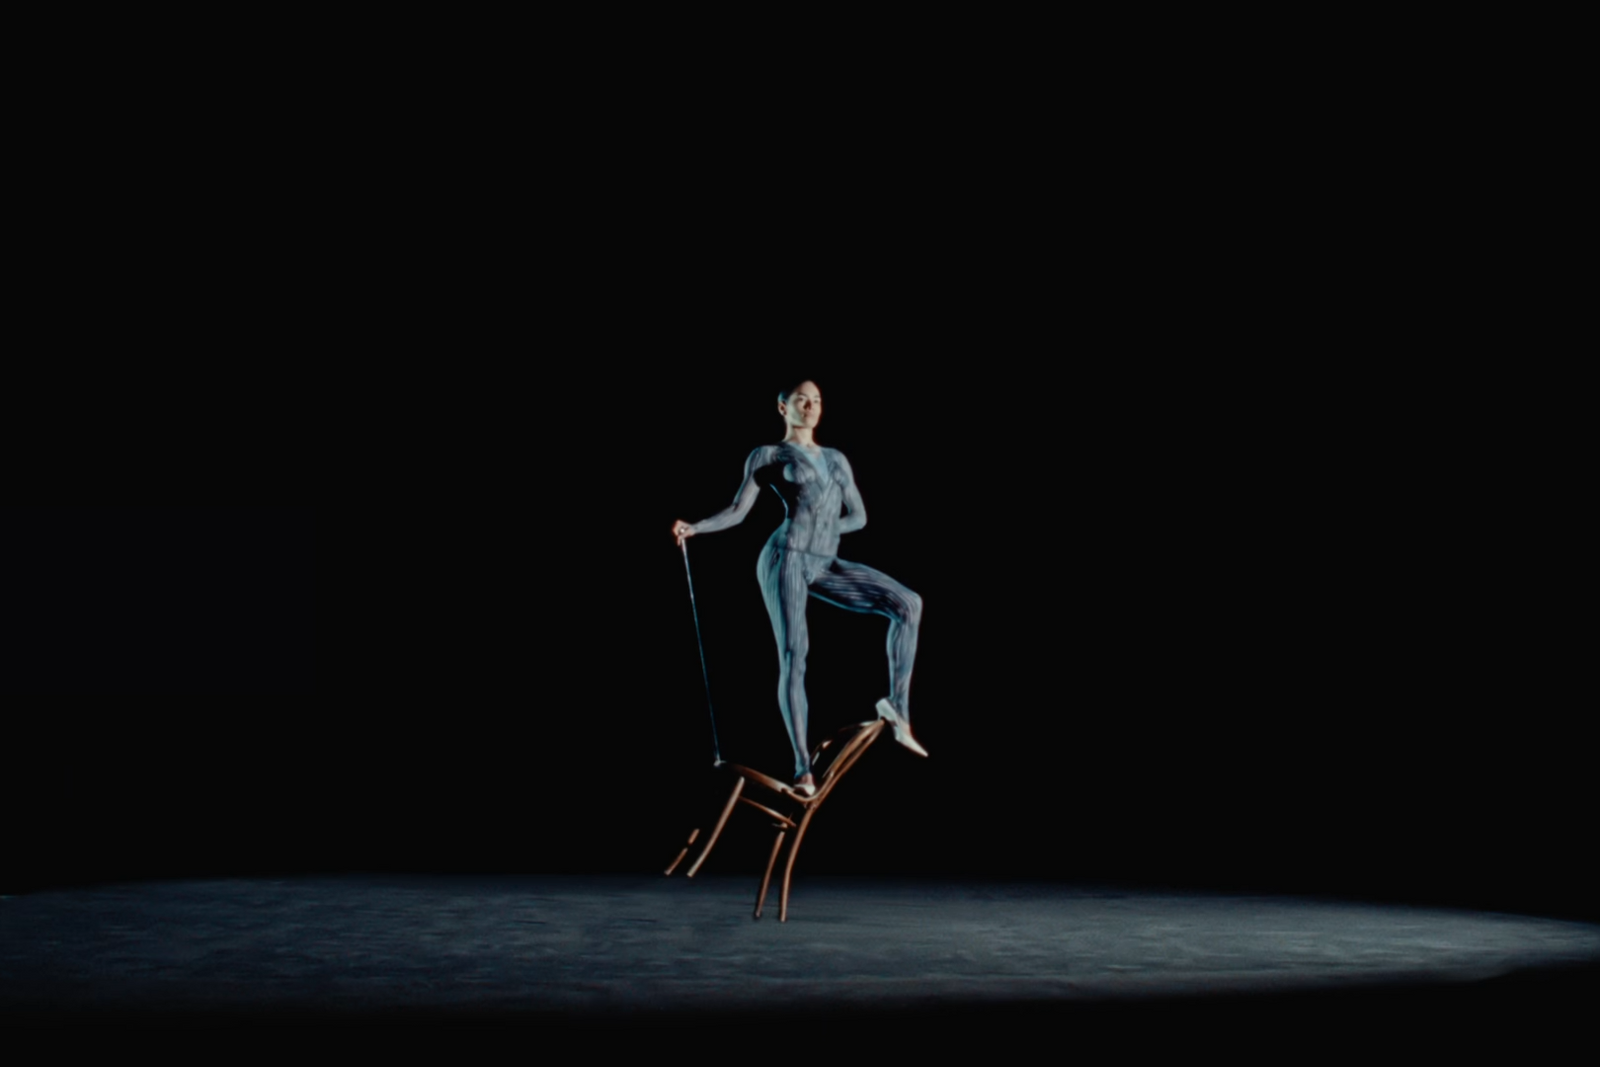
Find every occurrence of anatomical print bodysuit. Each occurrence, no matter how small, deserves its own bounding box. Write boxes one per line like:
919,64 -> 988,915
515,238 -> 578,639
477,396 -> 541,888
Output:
688,443 -> 922,779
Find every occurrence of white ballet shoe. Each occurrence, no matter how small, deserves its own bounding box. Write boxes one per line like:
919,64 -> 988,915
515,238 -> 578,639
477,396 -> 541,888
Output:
793,774 -> 817,798
875,698 -> 929,757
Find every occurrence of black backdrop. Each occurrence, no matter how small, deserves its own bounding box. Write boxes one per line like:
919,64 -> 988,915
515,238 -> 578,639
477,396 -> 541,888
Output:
0,362 -> 1585,924
5,506 -> 313,696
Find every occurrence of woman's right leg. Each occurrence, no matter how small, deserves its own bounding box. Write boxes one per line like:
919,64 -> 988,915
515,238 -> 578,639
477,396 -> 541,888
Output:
759,545 -> 814,781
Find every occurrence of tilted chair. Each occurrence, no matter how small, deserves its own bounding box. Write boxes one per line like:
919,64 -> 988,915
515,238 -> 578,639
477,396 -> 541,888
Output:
665,719 -> 886,921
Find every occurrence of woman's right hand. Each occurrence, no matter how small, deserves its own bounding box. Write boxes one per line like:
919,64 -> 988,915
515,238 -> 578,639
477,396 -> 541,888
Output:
672,520 -> 696,545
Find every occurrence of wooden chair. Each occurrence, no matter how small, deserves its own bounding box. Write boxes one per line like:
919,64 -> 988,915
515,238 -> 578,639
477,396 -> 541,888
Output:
664,719 -> 886,921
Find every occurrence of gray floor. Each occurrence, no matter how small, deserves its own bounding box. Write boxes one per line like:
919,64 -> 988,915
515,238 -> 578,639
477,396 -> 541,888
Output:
3,876 -> 1598,1021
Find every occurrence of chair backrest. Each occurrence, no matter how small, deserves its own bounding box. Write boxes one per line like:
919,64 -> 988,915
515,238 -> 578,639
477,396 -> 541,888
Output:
809,720 -> 886,802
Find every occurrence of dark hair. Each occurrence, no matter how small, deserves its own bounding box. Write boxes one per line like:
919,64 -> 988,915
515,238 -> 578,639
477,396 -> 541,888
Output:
778,380 -> 821,404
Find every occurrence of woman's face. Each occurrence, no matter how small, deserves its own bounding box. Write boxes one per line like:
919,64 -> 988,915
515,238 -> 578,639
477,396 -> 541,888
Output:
779,382 -> 822,430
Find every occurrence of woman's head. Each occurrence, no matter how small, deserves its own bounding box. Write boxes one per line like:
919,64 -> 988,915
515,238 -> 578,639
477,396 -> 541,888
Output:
778,380 -> 822,432
777,380 -> 822,404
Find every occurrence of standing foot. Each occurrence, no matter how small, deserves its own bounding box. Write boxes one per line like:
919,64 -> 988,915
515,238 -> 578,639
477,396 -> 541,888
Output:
793,773 -> 817,798
875,698 -> 929,757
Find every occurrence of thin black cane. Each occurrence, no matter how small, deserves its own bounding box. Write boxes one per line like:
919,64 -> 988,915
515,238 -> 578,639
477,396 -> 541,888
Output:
681,539 -> 722,766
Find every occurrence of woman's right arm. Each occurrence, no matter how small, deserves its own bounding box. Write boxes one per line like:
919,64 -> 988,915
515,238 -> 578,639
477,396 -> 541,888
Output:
673,447 -> 772,544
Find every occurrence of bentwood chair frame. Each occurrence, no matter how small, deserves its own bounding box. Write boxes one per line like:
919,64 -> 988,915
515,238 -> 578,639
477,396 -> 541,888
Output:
664,719 -> 886,921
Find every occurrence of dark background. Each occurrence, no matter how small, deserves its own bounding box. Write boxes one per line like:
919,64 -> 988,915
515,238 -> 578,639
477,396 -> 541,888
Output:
0,56 -> 1582,917
4,506 -> 314,696
0,358 -> 1584,925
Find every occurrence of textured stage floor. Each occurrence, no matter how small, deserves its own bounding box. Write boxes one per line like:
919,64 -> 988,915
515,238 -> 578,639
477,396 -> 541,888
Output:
4,876 -> 1598,1031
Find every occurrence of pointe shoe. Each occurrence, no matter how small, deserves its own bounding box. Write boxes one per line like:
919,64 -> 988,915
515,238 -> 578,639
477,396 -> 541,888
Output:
875,698 -> 929,757
793,774 -> 817,798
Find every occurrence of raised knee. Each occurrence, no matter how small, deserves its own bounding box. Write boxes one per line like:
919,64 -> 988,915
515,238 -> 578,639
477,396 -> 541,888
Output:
902,590 -> 923,623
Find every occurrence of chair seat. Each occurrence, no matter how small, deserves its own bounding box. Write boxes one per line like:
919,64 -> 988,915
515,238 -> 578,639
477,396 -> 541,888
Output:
715,762 -> 800,800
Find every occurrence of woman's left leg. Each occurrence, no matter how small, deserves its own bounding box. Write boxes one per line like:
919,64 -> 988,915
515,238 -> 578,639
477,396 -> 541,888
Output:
809,558 -> 923,721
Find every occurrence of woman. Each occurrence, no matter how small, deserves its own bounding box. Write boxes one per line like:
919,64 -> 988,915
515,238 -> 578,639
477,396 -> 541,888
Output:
672,381 -> 925,797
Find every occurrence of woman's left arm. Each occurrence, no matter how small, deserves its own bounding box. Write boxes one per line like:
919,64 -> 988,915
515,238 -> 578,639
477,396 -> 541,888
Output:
836,452 -> 867,534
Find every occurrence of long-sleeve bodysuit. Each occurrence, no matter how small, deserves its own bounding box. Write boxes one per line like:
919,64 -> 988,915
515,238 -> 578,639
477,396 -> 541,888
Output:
689,443 -> 922,779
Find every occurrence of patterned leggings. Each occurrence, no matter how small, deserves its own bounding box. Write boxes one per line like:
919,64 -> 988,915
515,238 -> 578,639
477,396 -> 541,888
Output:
757,535 -> 922,778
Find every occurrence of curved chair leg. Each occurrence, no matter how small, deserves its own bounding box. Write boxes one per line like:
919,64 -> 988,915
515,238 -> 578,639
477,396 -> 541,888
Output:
686,778 -> 744,878
663,827 -> 700,876
755,829 -> 787,919
778,808 -> 816,923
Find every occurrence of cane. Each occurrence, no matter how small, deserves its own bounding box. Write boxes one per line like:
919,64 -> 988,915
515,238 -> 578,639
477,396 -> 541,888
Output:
681,539 -> 723,766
